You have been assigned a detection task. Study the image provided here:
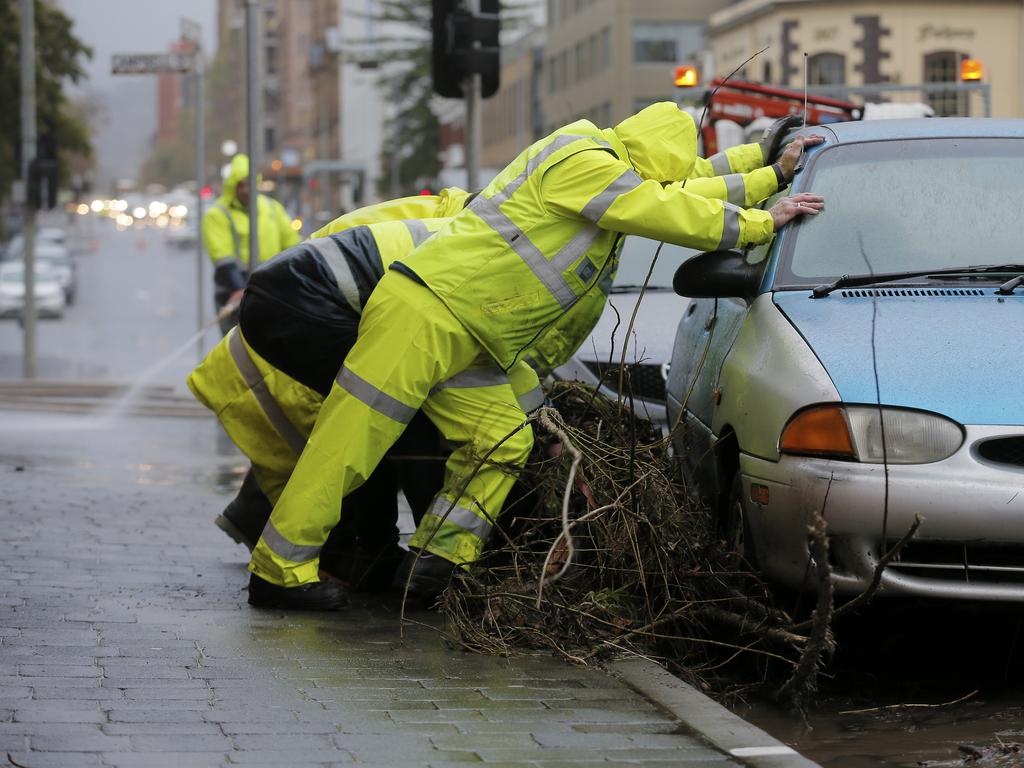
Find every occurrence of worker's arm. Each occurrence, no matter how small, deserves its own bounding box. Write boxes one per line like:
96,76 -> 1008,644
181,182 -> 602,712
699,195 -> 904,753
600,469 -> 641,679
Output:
544,150 -> 774,252
689,142 -> 766,178
544,150 -> 822,252
202,206 -> 246,300
669,164 -> 785,207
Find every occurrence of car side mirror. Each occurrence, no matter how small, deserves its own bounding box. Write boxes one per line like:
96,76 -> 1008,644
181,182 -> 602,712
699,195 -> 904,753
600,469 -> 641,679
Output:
672,250 -> 764,301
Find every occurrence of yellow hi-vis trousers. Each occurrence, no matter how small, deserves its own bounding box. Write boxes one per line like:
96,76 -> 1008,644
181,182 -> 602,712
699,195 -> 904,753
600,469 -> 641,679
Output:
249,272 -> 536,587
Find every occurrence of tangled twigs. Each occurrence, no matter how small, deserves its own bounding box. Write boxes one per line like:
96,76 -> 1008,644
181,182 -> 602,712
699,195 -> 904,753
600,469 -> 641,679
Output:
535,407 -> 583,603
775,512 -> 834,711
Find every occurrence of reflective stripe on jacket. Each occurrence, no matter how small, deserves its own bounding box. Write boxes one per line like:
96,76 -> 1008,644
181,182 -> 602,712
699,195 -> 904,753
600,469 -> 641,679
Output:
400,102 -> 775,371
691,142 -> 766,178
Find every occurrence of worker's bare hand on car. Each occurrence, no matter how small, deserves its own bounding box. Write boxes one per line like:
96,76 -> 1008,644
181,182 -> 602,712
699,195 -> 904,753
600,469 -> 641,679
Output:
778,135 -> 825,180
769,193 -> 825,229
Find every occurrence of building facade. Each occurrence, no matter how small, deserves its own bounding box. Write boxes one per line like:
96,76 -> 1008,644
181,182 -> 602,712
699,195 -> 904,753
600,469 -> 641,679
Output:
707,0 -> 1024,117
481,27 -> 546,169
541,0 -> 733,133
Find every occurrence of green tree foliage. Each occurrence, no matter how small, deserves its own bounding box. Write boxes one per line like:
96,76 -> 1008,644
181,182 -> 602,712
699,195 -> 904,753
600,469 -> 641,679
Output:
0,1 -> 93,205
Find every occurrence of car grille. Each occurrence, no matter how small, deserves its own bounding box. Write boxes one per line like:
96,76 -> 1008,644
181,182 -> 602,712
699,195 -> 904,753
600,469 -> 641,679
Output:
976,436 -> 1024,468
583,361 -> 666,402
887,541 -> 1024,585
839,288 -> 986,297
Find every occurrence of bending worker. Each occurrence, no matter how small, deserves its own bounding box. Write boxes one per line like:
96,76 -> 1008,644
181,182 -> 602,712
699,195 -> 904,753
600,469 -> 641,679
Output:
202,153 -> 300,333
247,102 -> 825,610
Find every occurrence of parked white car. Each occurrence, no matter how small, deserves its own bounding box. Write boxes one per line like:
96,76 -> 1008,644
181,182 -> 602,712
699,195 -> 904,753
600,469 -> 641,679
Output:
552,236 -> 695,430
32,244 -> 78,305
0,262 -> 66,319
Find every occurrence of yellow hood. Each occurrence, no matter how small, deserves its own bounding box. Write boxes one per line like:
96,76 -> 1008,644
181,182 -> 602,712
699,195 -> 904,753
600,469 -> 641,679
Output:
223,153 -> 258,204
611,102 -> 697,183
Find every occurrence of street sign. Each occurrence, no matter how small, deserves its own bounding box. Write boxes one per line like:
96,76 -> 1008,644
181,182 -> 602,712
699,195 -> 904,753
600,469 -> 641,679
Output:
111,52 -> 194,75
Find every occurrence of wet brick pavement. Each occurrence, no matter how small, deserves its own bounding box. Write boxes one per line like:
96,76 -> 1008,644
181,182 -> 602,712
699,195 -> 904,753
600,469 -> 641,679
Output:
0,410 -> 747,767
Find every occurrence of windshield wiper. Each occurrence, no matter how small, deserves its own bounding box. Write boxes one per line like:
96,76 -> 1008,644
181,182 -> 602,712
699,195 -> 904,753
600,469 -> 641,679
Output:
996,274 -> 1024,295
811,264 -> 1024,298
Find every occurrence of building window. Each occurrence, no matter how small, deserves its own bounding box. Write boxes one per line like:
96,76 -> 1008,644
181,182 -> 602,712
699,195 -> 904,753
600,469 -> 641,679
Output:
633,22 -> 703,65
924,50 -> 967,116
762,60 -> 772,84
808,53 -> 845,86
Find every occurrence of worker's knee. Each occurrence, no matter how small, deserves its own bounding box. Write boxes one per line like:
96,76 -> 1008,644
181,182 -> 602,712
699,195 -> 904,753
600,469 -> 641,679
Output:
495,422 -> 534,467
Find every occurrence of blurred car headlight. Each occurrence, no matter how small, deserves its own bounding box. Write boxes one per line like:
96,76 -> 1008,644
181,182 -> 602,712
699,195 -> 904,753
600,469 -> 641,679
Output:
780,404 -> 964,464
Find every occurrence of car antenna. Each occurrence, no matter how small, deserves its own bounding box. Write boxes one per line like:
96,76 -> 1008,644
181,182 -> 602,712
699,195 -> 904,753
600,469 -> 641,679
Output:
802,52 -> 809,127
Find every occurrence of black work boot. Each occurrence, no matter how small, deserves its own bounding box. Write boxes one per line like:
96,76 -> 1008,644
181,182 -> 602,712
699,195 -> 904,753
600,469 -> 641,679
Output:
392,548 -> 457,608
247,573 -> 350,611
215,470 -> 272,551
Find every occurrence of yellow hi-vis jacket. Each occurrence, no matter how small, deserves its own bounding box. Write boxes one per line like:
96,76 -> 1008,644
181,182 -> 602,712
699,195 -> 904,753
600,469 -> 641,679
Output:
398,102 -> 778,372
310,188 -> 470,239
202,153 -> 300,304
187,218 -> 454,502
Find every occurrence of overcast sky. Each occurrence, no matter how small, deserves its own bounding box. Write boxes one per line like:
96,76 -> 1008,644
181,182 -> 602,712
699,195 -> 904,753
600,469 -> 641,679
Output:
58,0 -> 218,92
56,1 -> 219,188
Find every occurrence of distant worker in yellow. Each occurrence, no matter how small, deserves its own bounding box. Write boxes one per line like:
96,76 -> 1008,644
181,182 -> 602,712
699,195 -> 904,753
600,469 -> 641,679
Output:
203,153 -> 300,332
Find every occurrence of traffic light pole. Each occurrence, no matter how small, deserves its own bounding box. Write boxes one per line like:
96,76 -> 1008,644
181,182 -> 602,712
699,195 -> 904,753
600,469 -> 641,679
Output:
19,0 -> 37,379
245,0 -> 262,280
194,55 -> 205,359
464,0 -> 482,192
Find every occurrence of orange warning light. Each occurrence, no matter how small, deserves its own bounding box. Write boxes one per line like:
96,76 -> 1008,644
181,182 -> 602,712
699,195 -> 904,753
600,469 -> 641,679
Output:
674,65 -> 698,88
960,59 -> 984,81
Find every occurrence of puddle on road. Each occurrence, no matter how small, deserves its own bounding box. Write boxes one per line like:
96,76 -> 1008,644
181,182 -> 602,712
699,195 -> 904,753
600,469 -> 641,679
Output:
734,601 -> 1024,767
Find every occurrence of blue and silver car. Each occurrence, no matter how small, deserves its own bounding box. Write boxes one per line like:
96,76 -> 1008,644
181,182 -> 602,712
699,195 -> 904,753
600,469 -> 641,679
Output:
666,119 -> 1024,602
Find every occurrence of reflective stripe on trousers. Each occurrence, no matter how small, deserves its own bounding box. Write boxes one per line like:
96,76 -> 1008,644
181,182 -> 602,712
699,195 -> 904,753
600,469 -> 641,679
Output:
227,328 -> 308,455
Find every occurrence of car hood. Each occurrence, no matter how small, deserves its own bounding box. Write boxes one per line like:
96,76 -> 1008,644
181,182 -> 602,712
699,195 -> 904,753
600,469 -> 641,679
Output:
575,290 -> 689,365
773,291 -> 1024,426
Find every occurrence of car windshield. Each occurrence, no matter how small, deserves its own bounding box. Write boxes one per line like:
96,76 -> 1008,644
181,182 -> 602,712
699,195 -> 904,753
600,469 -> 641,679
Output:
614,237 -> 698,291
776,138 -> 1024,287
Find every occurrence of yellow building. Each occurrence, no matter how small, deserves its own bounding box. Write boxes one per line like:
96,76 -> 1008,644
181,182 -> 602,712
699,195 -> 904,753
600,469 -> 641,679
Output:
707,0 -> 1024,117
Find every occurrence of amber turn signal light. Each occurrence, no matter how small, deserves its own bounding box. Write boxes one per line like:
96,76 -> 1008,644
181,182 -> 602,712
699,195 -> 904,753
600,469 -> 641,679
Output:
779,405 -> 856,460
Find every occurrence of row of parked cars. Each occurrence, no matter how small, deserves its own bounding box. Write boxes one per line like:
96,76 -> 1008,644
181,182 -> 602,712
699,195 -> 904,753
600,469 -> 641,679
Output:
0,226 -> 76,319
560,118 -> 1024,606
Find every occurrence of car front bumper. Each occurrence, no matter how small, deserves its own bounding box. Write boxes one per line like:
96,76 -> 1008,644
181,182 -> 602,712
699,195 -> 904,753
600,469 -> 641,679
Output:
740,425 -> 1024,602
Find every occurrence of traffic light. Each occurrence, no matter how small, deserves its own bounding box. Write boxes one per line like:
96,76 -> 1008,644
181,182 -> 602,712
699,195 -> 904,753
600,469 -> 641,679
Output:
432,0 -> 500,99
27,133 -> 59,211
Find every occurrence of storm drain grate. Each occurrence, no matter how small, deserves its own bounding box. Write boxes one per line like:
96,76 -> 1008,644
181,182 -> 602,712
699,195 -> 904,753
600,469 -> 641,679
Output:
840,288 -> 987,297
976,436 -> 1024,468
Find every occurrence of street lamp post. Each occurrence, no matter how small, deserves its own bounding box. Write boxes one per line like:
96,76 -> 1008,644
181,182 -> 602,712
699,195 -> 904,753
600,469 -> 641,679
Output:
20,0 -> 37,379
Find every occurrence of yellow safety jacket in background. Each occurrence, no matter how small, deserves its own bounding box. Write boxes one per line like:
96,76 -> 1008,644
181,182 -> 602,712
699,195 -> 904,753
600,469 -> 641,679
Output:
202,153 -> 300,304
310,188 -> 470,239
399,101 -> 778,374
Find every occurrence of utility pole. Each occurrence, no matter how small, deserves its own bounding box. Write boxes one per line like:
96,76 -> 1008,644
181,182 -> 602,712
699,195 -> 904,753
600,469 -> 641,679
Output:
464,0 -> 482,192
245,0 -> 263,278
20,0 -> 37,379
182,18 -> 206,358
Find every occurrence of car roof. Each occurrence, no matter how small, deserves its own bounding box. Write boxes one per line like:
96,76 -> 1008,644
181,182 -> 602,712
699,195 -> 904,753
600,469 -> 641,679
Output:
812,118 -> 1024,144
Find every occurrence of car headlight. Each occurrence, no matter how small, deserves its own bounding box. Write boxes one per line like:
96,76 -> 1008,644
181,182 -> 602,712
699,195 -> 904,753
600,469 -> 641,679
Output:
779,404 -> 964,464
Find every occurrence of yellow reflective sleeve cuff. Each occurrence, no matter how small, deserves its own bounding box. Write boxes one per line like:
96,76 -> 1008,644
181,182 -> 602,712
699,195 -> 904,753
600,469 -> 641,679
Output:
738,208 -> 775,248
744,166 -> 782,206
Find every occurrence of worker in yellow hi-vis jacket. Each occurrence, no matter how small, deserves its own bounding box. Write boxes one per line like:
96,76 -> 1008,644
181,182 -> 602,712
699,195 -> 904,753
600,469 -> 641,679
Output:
245,102 -> 824,610
202,154 -> 300,333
